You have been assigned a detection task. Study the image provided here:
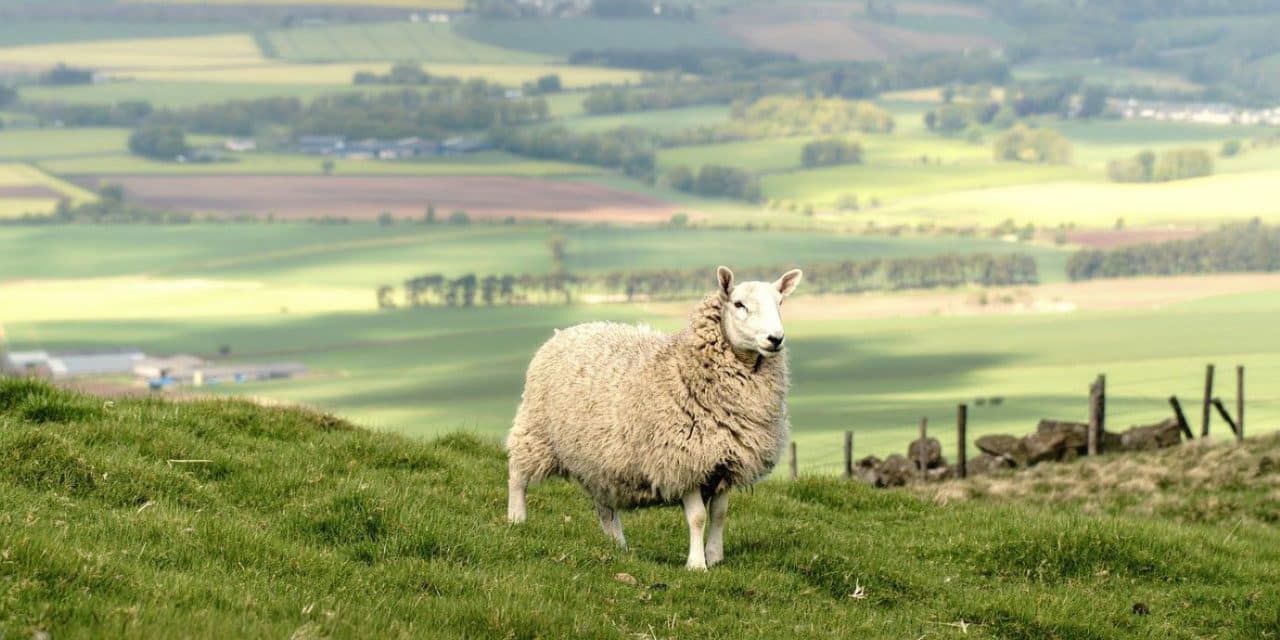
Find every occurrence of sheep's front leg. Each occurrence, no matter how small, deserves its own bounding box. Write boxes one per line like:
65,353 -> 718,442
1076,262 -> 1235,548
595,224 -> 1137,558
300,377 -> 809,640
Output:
595,503 -> 627,549
682,489 -> 708,570
704,491 -> 729,567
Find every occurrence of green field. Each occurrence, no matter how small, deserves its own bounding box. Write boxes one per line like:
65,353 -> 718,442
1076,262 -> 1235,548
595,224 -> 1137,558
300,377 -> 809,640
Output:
268,21 -> 550,64
0,20 -> 238,47
16,81 -> 357,108
37,150 -> 598,178
0,33 -> 267,70
456,17 -> 744,55
123,61 -> 644,88
1,379 -> 1275,638
8,223 -> 1280,470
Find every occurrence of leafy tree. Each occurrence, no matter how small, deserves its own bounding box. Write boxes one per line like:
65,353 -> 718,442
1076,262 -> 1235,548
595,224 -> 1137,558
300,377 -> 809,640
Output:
0,84 -> 16,108
448,210 -> 471,225
376,285 -> 396,309
378,212 -> 394,226
128,126 -> 189,160
321,159 -> 336,175
801,138 -> 863,168
535,74 -> 562,93
993,124 -> 1072,164
424,204 -> 437,224
1220,139 -> 1242,157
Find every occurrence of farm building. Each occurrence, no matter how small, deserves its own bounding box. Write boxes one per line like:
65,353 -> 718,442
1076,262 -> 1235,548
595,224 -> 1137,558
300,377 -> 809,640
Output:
5,350 -> 148,379
133,354 -> 206,380
297,136 -> 441,159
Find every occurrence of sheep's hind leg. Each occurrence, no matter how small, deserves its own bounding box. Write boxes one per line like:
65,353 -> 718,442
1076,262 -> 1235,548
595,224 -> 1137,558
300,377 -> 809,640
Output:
704,491 -> 729,567
507,463 -> 529,524
595,503 -> 627,549
682,489 -> 708,570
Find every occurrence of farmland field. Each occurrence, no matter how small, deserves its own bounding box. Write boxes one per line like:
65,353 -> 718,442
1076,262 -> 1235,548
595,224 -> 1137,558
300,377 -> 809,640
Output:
886,171 -> 1280,227
65,175 -> 673,221
0,20 -> 238,47
16,81 -> 356,108
455,17 -> 744,55
267,21 -> 550,64
6,273 -> 1278,471
40,151 -> 596,177
0,163 -> 95,217
123,61 -> 644,87
716,1 -> 1006,61
0,33 -> 267,71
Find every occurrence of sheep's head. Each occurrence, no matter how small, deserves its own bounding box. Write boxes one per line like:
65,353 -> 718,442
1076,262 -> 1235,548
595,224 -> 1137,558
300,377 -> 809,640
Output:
716,265 -> 802,357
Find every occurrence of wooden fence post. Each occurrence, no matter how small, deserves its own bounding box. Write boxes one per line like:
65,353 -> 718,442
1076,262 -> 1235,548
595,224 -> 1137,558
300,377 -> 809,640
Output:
1212,398 -> 1240,440
1098,374 -> 1106,437
789,441 -> 797,480
843,431 -> 853,480
957,404 -> 968,479
1088,378 -> 1100,456
1237,365 -> 1245,441
1202,364 -> 1215,438
918,417 -> 928,479
1169,395 -> 1194,440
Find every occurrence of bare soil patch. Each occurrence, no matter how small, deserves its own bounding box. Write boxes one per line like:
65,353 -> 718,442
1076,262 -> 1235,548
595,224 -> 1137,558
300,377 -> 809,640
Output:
76,175 -> 680,223
1064,228 -> 1205,249
718,2 -> 996,61
0,185 -> 59,198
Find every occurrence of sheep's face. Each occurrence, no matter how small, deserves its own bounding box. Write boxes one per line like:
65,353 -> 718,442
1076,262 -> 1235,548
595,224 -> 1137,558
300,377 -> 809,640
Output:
717,266 -> 803,357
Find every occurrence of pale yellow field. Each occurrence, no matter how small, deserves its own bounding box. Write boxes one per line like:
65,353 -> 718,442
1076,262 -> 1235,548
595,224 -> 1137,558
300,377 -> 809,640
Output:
0,34 -> 267,71
126,62 -> 644,87
881,170 -> 1280,226
0,163 -> 96,218
0,277 -> 373,322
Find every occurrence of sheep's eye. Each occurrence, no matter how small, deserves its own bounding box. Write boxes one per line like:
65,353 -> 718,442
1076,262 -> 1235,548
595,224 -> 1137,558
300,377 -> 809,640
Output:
733,301 -> 746,310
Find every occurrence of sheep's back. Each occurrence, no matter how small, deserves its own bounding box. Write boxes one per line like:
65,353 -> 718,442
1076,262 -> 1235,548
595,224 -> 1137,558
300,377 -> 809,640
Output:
519,322 -> 665,471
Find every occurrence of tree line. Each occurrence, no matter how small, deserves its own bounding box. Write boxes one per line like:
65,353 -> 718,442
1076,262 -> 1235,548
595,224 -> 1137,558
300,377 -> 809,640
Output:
993,124 -> 1073,164
1067,220 -> 1278,281
1106,148 -> 1213,183
488,125 -> 656,182
380,252 -> 1039,309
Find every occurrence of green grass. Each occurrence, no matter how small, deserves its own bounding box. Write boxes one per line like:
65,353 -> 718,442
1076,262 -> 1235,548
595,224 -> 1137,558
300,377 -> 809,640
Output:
0,162 -> 95,217
0,378 -> 1276,638
267,21 -> 551,64
0,20 -> 239,48
761,161 -> 1086,207
16,81 -> 357,108
456,17 -> 743,55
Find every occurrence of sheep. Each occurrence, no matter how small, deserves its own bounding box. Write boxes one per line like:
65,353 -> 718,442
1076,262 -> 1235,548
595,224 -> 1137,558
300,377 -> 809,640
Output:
506,265 -> 802,570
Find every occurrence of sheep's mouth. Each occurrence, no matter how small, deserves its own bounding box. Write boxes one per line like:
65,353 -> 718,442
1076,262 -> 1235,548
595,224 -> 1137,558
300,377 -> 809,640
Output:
759,345 -> 784,355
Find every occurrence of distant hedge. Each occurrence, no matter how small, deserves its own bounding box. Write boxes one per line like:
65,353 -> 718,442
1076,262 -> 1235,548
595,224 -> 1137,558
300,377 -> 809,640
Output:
1067,220 -> 1279,281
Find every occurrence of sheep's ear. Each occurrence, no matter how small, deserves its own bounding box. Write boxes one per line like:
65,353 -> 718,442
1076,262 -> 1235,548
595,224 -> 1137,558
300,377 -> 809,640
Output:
774,269 -> 803,298
716,266 -> 735,296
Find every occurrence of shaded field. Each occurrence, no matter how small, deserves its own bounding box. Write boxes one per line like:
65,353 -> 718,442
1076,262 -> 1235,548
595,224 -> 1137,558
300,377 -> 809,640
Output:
267,21 -> 549,64
456,17 -> 743,56
8,273 -> 1279,469
69,175 -> 680,222
17,81 -> 356,108
0,19 -> 238,47
0,33 -> 266,71
2,380 -> 1276,638
121,61 -> 643,87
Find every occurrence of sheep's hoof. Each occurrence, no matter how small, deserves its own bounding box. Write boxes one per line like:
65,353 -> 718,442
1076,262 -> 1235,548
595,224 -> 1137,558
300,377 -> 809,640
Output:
685,561 -> 708,571
705,549 -> 723,567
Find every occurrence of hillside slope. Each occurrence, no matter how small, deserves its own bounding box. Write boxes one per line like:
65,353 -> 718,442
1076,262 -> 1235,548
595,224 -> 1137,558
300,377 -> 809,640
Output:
0,379 -> 1276,639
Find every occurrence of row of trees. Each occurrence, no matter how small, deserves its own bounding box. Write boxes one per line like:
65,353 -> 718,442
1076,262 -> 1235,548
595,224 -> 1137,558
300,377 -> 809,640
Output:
143,82 -> 549,139
661,165 -> 761,201
1105,148 -> 1214,183
489,125 -> 655,181
801,138 -> 863,168
993,124 -> 1073,164
1067,220 -> 1278,280
581,81 -> 779,115
128,126 -> 189,160
380,252 -> 1039,308
731,96 -> 894,136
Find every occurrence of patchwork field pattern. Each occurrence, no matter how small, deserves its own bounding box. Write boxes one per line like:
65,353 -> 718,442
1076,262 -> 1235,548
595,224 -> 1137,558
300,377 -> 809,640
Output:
71,175 -> 680,222
267,21 -> 550,64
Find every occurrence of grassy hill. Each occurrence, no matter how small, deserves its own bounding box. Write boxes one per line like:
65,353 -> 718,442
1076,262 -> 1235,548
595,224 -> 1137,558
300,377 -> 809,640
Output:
0,378 -> 1276,638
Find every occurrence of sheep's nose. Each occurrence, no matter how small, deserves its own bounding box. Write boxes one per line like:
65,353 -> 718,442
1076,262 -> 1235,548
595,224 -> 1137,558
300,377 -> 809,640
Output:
767,334 -> 784,348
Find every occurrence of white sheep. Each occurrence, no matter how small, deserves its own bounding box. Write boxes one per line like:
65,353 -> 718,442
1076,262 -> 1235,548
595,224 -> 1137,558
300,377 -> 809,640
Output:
506,266 -> 802,569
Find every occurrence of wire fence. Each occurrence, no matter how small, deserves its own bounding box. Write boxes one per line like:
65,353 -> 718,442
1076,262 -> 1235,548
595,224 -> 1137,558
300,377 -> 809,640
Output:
792,362 -> 1270,478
